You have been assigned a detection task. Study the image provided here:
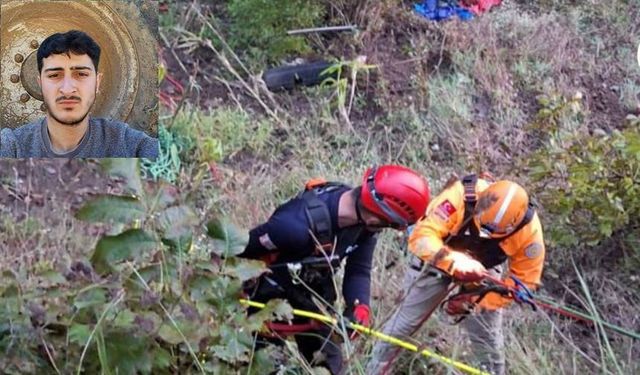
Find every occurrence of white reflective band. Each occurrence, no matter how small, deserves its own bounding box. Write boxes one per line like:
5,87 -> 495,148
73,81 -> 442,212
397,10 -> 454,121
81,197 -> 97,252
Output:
478,228 -> 491,238
259,233 -> 277,250
492,184 -> 517,226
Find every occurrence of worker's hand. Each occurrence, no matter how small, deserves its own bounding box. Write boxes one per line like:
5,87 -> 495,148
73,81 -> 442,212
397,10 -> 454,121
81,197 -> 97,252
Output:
509,276 -> 536,307
352,304 -> 371,326
449,251 -> 487,282
344,302 -> 371,340
445,293 -> 478,316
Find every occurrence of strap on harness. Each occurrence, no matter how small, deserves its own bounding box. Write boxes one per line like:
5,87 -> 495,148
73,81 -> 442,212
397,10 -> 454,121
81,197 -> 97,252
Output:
440,282 -> 511,323
462,174 -> 478,204
460,173 -> 535,236
300,179 -> 343,252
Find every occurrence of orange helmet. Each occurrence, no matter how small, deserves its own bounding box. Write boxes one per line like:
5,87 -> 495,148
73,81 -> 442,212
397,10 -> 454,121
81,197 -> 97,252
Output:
474,180 -> 529,238
360,165 -> 430,228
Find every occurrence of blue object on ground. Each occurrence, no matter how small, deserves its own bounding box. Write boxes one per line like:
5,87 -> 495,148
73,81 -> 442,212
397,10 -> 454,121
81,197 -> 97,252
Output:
414,0 -> 474,21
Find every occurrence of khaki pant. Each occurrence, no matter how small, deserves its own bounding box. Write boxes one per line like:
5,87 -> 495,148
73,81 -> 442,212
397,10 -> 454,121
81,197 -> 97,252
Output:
367,263 -> 505,375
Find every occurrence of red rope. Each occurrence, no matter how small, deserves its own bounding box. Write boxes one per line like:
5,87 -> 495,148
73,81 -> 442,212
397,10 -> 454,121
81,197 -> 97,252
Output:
482,274 -> 596,326
534,301 -> 594,326
262,320 -> 323,338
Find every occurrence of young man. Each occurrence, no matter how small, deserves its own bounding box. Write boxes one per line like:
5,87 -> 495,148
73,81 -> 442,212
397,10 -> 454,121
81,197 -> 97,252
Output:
367,174 -> 545,375
239,165 -> 430,374
0,30 -> 158,158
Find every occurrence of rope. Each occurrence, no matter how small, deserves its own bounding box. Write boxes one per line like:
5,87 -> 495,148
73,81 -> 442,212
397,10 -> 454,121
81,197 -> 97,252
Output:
239,299 -> 490,375
533,295 -> 640,341
141,124 -> 182,183
483,275 -> 640,341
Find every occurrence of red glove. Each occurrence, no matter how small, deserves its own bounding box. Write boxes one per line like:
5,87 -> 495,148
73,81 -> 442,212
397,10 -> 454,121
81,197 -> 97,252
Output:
347,303 -> 371,340
448,252 -> 487,282
445,293 -> 478,316
353,304 -> 371,327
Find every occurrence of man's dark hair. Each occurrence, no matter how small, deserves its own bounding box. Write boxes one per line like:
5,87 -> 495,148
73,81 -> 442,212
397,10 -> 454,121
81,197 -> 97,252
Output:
37,30 -> 101,74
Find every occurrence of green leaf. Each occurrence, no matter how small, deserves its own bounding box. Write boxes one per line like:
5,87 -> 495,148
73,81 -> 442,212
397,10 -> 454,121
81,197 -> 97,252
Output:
151,346 -> 172,370
42,270 -> 66,284
210,324 -> 252,362
91,229 -> 157,274
249,346 -> 279,375
189,275 -> 215,302
538,108 -> 553,118
598,221 -> 613,237
245,299 -> 293,331
206,218 -> 249,256
224,258 -> 267,282
124,264 -> 161,293
1,269 -> 18,280
158,62 -> 166,84
158,317 -> 208,348
312,367 -> 332,375
75,195 -> 145,224
209,276 -> 244,302
112,309 -> 136,328
104,331 -> 153,374
0,284 -> 19,298
158,323 -> 183,345
100,159 -> 144,196
36,269 -> 67,288
74,288 -> 106,310
136,312 -> 162,332
157,205 -> 198,252
68,323 -> 92,345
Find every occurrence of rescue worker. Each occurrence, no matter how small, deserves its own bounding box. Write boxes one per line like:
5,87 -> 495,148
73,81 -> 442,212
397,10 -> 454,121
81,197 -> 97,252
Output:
239,165 -> 430,374
367,173 -> 545,375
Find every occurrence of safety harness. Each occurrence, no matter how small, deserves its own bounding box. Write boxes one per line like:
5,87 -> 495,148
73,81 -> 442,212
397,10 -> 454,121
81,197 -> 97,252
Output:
439,173 -> 536,320
299,178 -> 343,252
446,173 -> 535,269
251,179 -> 368,337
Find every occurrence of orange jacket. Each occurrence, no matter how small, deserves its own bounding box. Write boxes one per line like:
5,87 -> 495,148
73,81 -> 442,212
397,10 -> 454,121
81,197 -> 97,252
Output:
408,177 -> 545,310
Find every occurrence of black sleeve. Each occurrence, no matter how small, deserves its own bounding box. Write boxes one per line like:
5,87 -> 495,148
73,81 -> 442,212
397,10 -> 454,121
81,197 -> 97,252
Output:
239,223 -> 271,259
238,198 -> 312,260
342,234 -> 377,307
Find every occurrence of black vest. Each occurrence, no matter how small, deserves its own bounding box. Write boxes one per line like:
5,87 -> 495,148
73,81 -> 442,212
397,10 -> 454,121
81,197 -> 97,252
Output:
260,185 -> 369,309
298,183 -> 369,260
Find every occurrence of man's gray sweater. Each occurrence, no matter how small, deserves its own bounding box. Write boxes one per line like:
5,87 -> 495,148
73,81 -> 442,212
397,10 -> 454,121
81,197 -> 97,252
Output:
0,117 -> 158,158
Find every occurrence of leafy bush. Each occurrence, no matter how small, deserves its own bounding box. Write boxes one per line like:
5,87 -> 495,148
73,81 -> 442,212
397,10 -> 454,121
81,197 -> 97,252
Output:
0,159 -> 292,374
227,0 -> 325,63
525,112 -> 640,265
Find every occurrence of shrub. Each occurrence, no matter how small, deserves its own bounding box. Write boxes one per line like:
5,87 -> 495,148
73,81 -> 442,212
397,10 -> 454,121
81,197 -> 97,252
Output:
227,0 -> 325,63
525,113 -> 640,266
0,160 -> 292,374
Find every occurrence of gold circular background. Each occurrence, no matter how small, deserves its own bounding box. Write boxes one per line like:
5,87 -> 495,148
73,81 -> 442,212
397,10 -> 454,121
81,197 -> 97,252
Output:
0,0 -> 158,133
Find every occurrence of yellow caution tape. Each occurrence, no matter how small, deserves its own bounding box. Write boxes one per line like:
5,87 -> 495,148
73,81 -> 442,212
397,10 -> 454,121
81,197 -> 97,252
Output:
239,299 -> 490,375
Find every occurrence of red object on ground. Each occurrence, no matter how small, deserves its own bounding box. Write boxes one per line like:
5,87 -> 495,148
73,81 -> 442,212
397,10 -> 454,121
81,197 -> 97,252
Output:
264,320 -> 322,337
461,0 -> 502,15
159,72 -> 184,111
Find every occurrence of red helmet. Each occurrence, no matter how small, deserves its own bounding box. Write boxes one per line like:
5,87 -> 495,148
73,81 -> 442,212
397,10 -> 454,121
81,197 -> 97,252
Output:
360,165 -> 430,228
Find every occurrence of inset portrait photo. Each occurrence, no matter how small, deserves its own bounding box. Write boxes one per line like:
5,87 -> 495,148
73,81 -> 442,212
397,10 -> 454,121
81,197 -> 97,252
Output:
0,0 -> 159,158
